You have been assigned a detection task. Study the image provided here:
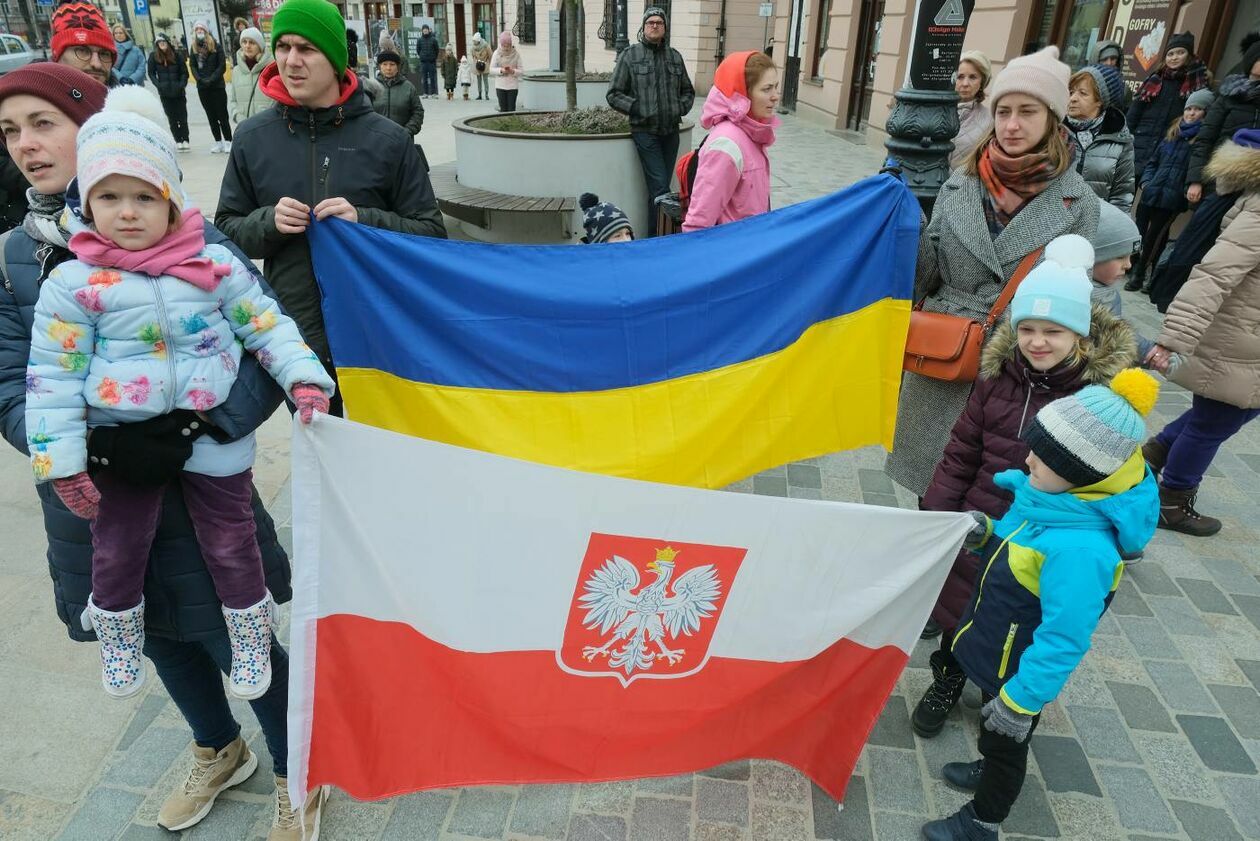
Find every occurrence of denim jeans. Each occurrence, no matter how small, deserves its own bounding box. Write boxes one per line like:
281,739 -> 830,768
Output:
477,74 -> 490,98
631,131 -> 680,235
421,61 -> 438,96
1156,394 -> 1260,489
145,631 -> 289,775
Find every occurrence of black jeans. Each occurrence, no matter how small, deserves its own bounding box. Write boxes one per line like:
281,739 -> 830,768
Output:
421,61 -> 438,95
631,130 -> 681,235
973,692 -> 1041,824
496,88 -> 518,112
1134,203 -> 1178,279
144,632 -> 289,775
197,86 -> 232,142
160,94 -> 189,142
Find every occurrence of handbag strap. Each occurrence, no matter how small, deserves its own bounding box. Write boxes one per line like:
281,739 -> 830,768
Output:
983,247 -> 1044,332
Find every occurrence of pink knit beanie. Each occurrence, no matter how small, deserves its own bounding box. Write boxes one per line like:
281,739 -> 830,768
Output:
988,46 -> 1070,121
499,31 -> 512,48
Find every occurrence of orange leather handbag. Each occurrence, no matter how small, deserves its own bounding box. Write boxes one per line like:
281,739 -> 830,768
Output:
903,248 -> 1043,383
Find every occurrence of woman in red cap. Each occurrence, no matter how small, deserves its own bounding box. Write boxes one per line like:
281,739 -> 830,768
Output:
681,50 -> 780,231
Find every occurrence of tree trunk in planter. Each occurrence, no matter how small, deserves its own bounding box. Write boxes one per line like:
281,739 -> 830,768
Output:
564,0 -> 580,111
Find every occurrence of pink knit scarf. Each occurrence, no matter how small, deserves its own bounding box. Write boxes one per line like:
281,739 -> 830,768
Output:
69,210 -> 230,292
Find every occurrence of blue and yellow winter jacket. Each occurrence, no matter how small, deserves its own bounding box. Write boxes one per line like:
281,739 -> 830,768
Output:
951,452 -> 1158,714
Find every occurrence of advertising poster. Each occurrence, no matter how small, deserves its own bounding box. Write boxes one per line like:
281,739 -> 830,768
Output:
180,0 -> 220,46
1111,0 -> 1177,93
907,0 -> 976,91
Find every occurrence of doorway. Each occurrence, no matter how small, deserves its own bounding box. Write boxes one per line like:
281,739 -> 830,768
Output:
454,1 -> 467,54
846,0 -> 883,130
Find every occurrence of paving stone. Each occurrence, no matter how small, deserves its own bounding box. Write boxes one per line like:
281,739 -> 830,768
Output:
873,810 -> 926,841
693,821 -> 745,841
1097,766 -> 1178,834
236,734 -> 278,795
1201,557 -> 1260,596
788,486 -> 823,500
1058,661 -> 1115,706
862,492 -> 900,508
1001,774 -> 1060,838
0,791 -> 70,841
1065,705 -> 1141,762
750,802 -> 809,839
184,798 -> 266,840
117,825 -> 176,840
628,797 -> 690,841
918,720 -> 975,782
1107,681 -> 1177,732
106,726 -> 191,789
449,788 -> 516,839
749,761 -> 809,804
752,475 -> 788,497
315,794 -> 391,840
1144,660 -> 1219,713
381,790 -> 454,841
1109,579 -> 1154,617
866,747 -> 926,814
1177,577 -> 1240,615
1236,595 -> 1260,632
634,774 -> 693,797
1047,790 -> 1123,839
115,694 -> 169,752
811,778 -> 872,841
573,781 -> 634,815
1169,800 -> 1245,841
1217,776 -> 1260,839
509,784 -> 576,839
1127,564 -> 1183,597
695,778 -> 748,827
867,695 -> 915,749
1086,634 -> 1148,682
786,463 -> 822,489
700,760 -> 750,781
1176,636 -> 1250,684
1029,735 -> 1101,796
857,468 -> 895,496
1209,683 -> 1260,738
1131,731 -> 1217,801
1239,658 -> 1260,692
1178,714 -> 1258,773
1117,615 -> 1181,658
1147,595 -> 1215,636
567,813 -> 626,841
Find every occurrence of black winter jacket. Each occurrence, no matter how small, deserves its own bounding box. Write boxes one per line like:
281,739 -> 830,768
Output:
0,218 -> 290,643
374,73 -> 424,135
607,37 -> 695,136
1139,125 -> 1200,212
1127,69 -> 1202,174
215,77 -> 447,362
148,53 -> 189,99
190,45 -> 226,89
416,32 -> 439,63
1187,75 -> 1260,186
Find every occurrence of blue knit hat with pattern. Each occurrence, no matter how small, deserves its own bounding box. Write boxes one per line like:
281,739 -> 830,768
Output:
1010,234 -> 1095,335
578,192 -> 633,243
1080,63 -> 1125,111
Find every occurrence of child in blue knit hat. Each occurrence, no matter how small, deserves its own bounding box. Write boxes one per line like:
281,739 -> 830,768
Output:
922,368 -> 1160,841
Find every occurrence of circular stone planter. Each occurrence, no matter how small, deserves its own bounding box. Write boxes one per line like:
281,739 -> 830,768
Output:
519,73 -> 611,110
453,112 -> 694,244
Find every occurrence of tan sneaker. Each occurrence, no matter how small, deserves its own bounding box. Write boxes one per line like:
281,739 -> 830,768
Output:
269,776 -> 329,841
157,736 -> 258,830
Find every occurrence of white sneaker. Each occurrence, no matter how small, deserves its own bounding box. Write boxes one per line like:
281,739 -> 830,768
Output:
178,141 -> 190,152
221,140 -> 232,153
210,141 -> 223,153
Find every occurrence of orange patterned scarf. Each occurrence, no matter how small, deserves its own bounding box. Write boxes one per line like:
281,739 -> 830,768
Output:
977,138 -> 1057,226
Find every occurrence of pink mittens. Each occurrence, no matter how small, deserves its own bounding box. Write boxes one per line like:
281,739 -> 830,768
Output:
291,383 -> 330,424
54,472 -> 100,520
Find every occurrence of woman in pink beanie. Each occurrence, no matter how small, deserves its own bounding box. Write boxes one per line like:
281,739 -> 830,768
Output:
490,30 -> 523,112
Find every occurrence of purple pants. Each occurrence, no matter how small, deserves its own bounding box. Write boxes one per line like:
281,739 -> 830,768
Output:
91,469 -> 266,612
1156,395 -> 1260,490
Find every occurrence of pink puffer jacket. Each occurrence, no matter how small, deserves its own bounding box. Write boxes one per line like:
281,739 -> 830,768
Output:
681,86 -> 780,232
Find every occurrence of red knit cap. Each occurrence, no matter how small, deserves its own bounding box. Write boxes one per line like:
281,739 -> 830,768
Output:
0,63 -> 107,126
713,50 -> 758,98
51,2 -> 116,62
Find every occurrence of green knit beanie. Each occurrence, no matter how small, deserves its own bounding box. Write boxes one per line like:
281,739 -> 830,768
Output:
271,0 -> 348,77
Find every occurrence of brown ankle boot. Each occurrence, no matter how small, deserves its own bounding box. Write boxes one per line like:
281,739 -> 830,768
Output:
1158,485 -> 1222,536
1141,437 -> 1169,477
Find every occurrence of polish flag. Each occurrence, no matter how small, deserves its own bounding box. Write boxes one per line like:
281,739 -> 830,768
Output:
287,417 -> 972,806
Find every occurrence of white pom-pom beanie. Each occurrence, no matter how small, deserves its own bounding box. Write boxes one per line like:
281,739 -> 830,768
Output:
989,46 -> 1071,121
77,87 -> 182,215
1009,234 -> 1095,335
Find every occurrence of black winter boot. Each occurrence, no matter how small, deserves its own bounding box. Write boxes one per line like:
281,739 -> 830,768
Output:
921,803 -> 998,840
912,649 -> 967,737
1124,261 -> 1146,291
1141,436 -> 1169,477
1158,485 -> 1222,536
942,760 -> 984,791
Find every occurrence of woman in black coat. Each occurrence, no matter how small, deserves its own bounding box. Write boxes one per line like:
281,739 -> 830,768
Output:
147,33 -> 190,149
1126,31 -> 1210,174
189,22 -> 232,153
0,64 -> 325,834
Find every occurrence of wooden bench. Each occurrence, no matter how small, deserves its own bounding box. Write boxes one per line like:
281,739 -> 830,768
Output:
429,161 -> 577,238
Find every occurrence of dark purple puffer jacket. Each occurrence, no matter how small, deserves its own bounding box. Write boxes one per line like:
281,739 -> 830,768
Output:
923,305 -> 1137,632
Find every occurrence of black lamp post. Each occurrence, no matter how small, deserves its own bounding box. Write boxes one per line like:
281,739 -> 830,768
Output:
614,0 -> 628,53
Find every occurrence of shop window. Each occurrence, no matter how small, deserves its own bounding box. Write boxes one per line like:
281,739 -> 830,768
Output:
516,0 -> 536,43
810,0 -> 833,80
475,2 -> 495,42
1025,0 -> 1115,67
429,2 -> 447,46
599,0 -> 615,48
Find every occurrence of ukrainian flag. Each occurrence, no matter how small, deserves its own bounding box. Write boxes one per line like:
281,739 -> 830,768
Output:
307,173 -> 920,489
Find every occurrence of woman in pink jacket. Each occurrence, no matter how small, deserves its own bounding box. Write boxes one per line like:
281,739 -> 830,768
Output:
681,51 -> 781,231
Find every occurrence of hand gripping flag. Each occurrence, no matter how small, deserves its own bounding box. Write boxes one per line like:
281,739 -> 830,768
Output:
307,173 -> 921,488
287,416 -> 974,806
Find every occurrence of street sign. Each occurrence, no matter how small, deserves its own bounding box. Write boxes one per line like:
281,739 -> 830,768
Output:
35,0 -> 54,6
134,0 -> 149,15
758,2 -> 773,16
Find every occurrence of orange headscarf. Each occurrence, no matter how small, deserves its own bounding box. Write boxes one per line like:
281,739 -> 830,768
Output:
713,50 -> 758,98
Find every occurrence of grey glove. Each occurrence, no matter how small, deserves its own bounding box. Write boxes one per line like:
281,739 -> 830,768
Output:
1165,352 -> 1186,375
981,697 -> 1035,743
963,511 -> 990,550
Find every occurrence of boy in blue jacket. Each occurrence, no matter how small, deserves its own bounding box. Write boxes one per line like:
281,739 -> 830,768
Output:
922,367 -> 1160,841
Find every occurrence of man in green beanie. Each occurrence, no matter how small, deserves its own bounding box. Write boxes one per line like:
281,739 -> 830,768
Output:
216,0 -> 446,418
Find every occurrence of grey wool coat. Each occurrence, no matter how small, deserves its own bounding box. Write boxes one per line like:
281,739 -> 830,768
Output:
885,166 -> 1100,497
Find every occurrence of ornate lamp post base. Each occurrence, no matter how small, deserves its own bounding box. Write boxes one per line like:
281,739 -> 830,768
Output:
884,85 -> 960,213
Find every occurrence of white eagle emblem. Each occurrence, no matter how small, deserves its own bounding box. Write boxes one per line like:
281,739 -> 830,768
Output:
577,547 -> 723,676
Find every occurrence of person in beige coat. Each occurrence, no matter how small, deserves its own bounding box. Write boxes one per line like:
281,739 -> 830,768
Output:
228,27 -> 275,123
1144,128 -> 1260,537
950,51 -> 992,169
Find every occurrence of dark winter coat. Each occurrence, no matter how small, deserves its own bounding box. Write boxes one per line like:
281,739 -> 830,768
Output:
0,153 -> 27,233
607,34 -> 696,136
0,218 -> 291,644
416,32 -> 439,63
922,307 -> 1137,631
1187,75 -> 1260,186
374,72 -> 423,134
884,166 -> 1099,498
1067,107 -> 1136,212
215,71 -> 447,364
1139,124 -> 1199,212
148,52 -> 189,99
441,53 -> 458,88
1127,62 -> 1208,174
190,44 -> 226,90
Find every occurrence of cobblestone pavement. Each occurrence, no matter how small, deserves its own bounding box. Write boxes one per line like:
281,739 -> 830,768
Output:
3,90 -> 1260,841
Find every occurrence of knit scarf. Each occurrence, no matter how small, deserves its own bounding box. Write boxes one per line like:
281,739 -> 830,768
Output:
1178,119 -> 1203,141
1065,113 -> 1105,153
977,139 -> 1057,227
1220,74 -> 1260,103
69,209 -> 230,291
1136,61 -> 1210,103
23,189 -> 73,249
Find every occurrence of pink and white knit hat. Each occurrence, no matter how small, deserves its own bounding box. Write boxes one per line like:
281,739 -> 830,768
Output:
76,87 -> 183,215
988,46 -> 1070,121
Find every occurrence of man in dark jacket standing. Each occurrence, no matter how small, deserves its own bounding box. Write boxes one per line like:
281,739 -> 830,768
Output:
416,24 -> 440,98
216,0 -> 447,416
374,49 -> 423,135
607,6 -> 695,235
